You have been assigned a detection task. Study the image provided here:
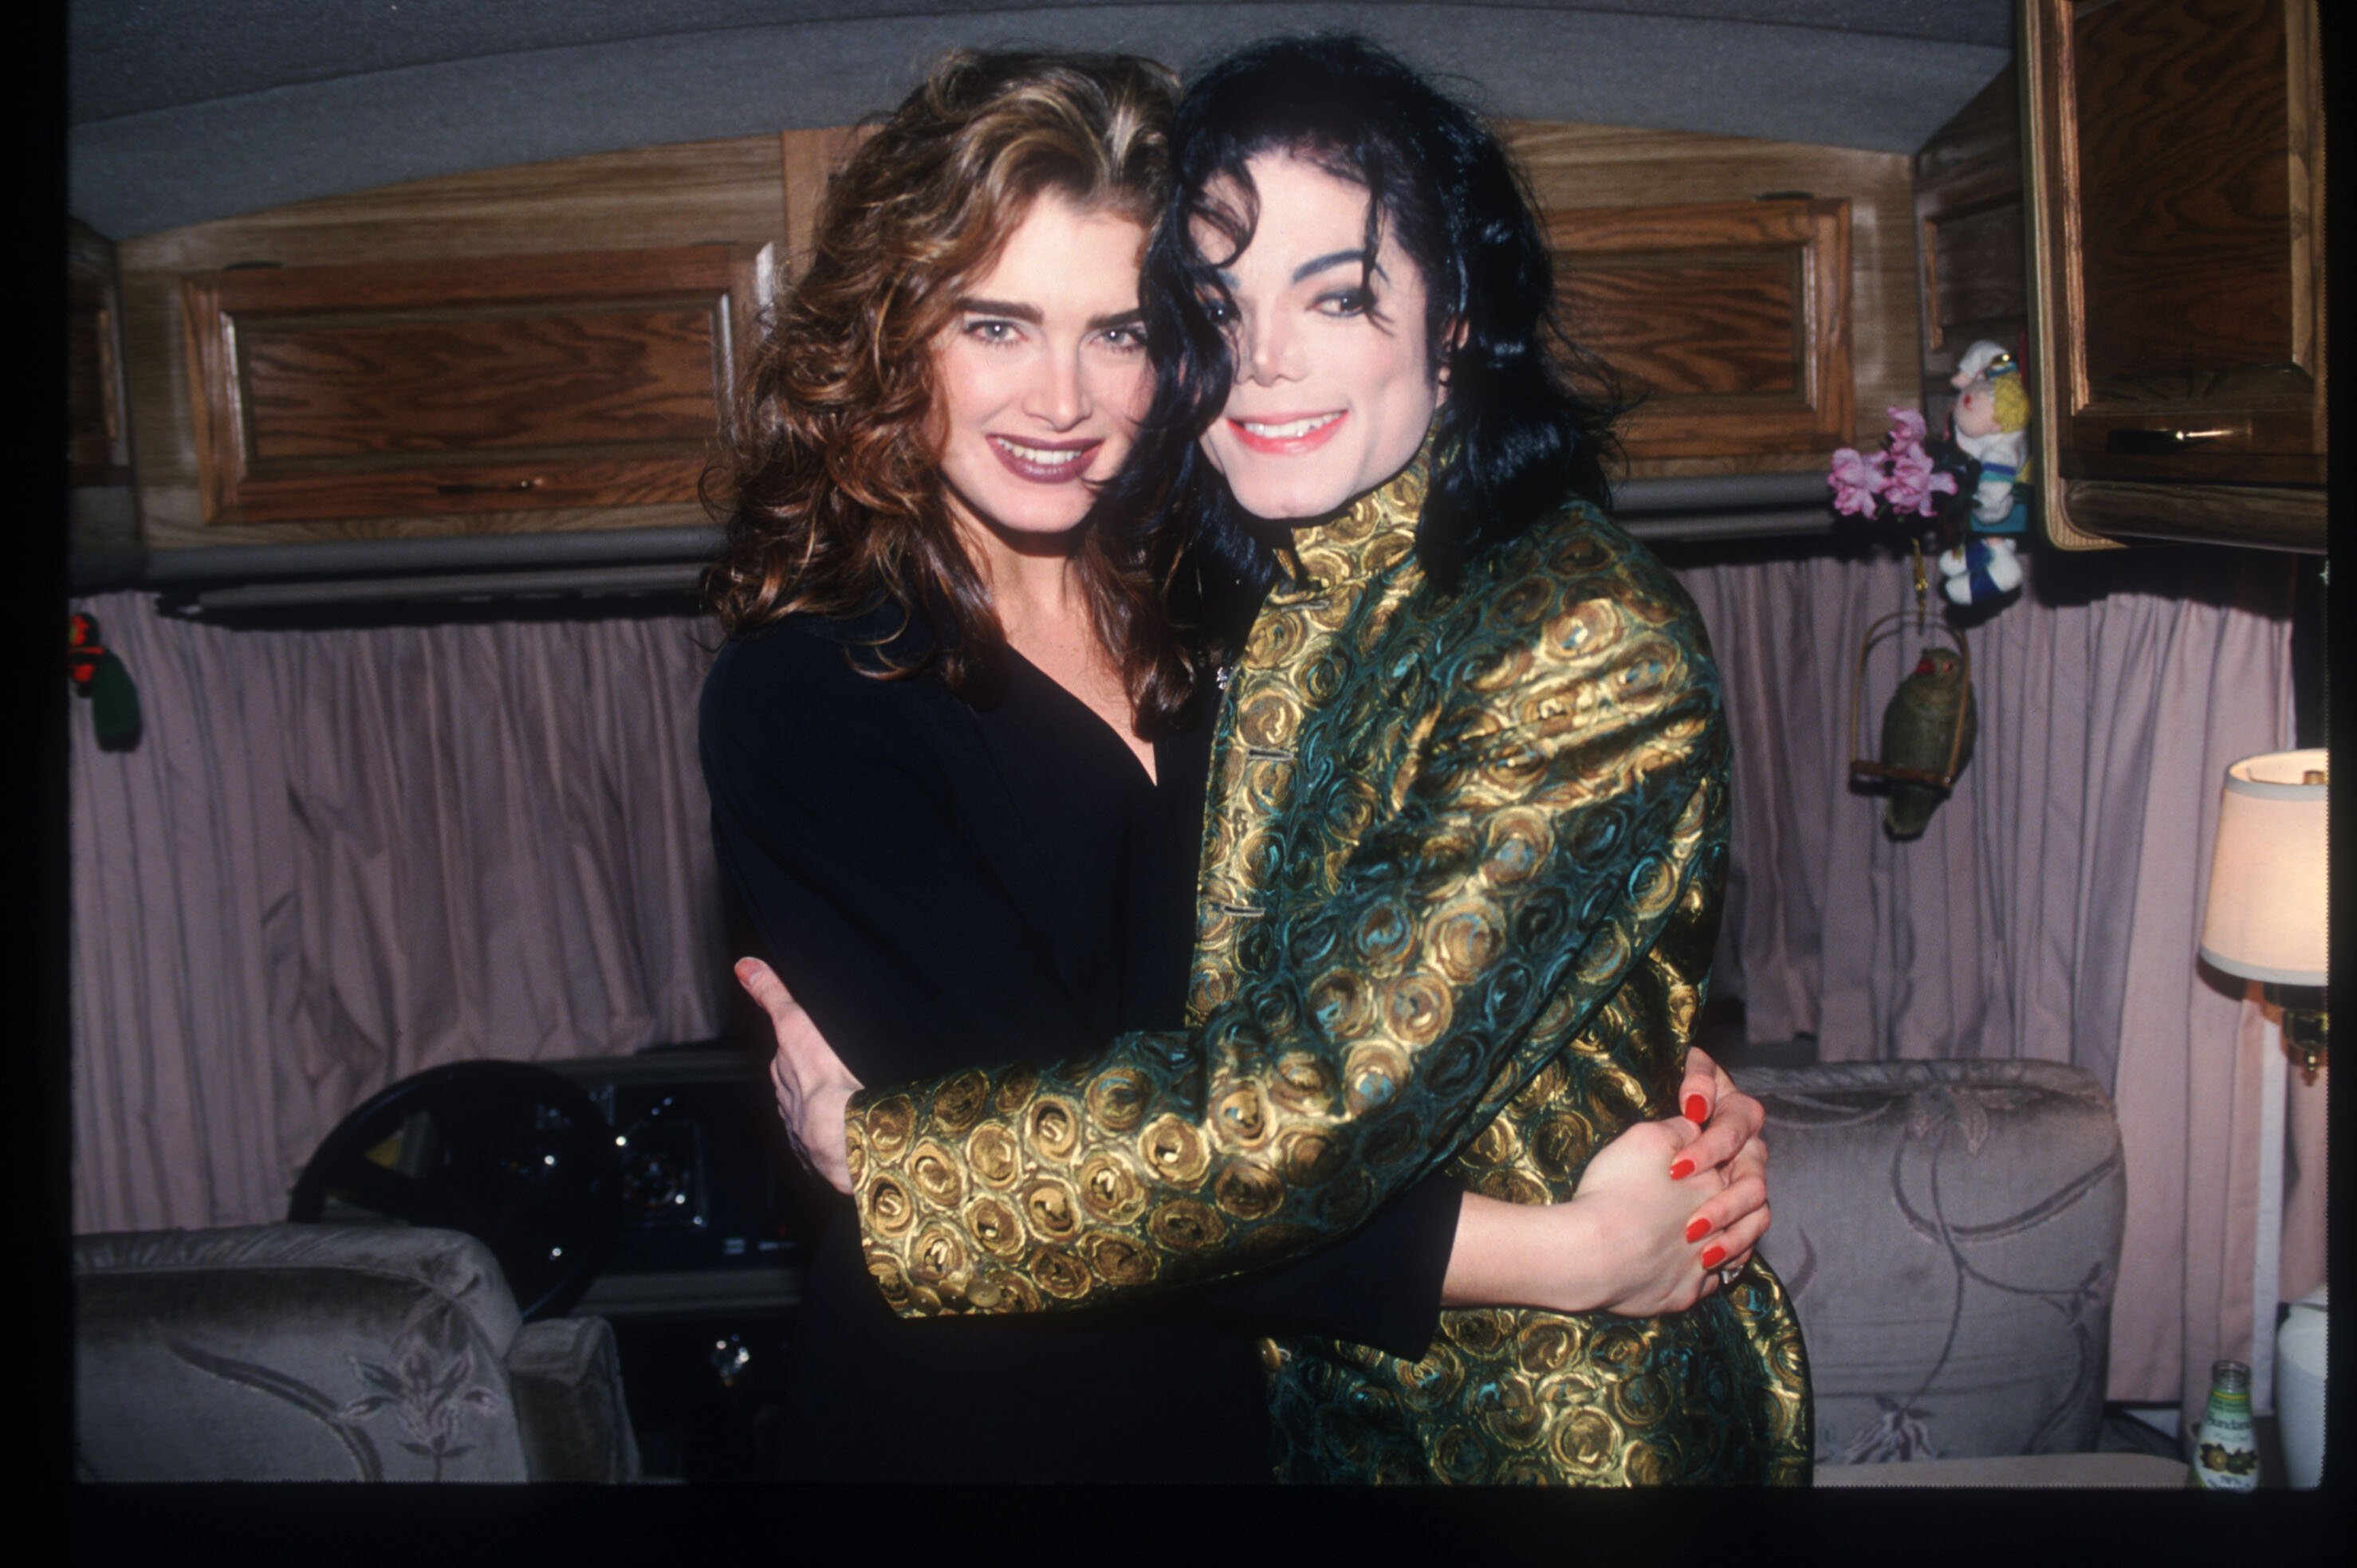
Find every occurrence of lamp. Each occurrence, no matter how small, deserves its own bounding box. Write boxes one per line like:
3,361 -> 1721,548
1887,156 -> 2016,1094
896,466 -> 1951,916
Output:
2199,749 -> 2328,1081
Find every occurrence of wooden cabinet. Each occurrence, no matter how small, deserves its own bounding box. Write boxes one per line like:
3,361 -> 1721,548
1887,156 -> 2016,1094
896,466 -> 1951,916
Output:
2024,0 -> 2326,551
120,136 -> 789,550
181,243 -> 771,525
1544,198 -> 1852,461
1506,120 -> 1917,479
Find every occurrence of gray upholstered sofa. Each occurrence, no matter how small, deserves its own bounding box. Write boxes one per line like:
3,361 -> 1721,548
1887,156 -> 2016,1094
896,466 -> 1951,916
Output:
74,1063 -> 2177,1485
74,1223 -> 640,1482
1731,1058 -> 2184,1485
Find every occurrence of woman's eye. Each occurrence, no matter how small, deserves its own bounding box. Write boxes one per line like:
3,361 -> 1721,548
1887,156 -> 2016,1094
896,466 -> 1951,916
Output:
1099,324 -> 1147,353
966,319 -> 1020,344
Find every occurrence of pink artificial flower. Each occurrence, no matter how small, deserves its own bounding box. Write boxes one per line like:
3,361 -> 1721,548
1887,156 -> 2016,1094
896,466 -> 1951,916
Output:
1882,443 -> 1959,518
1828,446 -> 1884,517
1887,407 -> 1929,446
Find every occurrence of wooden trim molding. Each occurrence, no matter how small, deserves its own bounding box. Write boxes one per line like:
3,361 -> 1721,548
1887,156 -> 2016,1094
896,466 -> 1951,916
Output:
2021,0 -> 2122,551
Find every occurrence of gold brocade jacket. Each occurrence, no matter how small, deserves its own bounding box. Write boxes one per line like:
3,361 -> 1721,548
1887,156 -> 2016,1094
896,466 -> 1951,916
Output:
844,447 -> 1812,1484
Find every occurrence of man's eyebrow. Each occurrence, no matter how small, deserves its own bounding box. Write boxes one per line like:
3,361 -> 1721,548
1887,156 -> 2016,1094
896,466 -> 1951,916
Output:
1210,250 -> 1385,289
954,297 -> 1041,324
1086,307 -> 1146,332
1293,248 -> 1379,284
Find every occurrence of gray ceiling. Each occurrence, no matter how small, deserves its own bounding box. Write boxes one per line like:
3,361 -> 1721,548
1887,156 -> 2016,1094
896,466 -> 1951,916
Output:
69,1 -> 2014,240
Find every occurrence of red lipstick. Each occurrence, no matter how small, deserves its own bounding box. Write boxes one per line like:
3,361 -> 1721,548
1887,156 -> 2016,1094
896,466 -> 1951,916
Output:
1226,411 -> 1346,456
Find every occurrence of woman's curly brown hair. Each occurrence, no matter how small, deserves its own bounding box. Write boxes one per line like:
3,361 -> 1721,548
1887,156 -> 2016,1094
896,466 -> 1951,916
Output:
704,50 -> 1204,731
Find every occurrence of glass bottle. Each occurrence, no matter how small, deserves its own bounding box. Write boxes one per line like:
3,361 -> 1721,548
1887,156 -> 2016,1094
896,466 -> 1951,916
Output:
2193,1359 -> 2260,1490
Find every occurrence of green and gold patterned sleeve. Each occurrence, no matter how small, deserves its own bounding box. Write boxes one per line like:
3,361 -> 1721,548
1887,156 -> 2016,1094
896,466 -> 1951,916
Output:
847,525 -> 1728,1320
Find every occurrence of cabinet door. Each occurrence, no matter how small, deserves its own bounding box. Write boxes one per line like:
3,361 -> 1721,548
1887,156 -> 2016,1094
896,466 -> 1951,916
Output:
182,242 -> 773,526
2025,0 -> 2325,549
1545,198 -> 1854,463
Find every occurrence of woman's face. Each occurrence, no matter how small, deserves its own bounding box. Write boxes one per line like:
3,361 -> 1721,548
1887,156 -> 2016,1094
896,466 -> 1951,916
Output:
1194,151 -> 1442,522
933,191 -> 1152,546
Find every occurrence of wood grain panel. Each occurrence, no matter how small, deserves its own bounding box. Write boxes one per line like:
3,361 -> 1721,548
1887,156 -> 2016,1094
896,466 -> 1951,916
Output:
1546,199 -> 1851,458
2074,0 -> 2296,382
1505,120 -> 1915,478
1570,261 -> 1799,397
1913,69 -> 2029,439
1925,203 -> 2026,347
183,244 -> 769,525
120,136 -> 786,548
241,306 -> 723,459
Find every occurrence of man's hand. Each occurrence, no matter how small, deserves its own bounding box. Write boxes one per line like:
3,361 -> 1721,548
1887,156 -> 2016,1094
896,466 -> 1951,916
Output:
737,957 -> 860,1194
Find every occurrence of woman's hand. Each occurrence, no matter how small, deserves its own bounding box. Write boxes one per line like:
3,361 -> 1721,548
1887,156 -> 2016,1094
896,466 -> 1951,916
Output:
1442,1108 -> 1770,1317
735,957 -> 861,1194
1671,1045 -> 1771,1277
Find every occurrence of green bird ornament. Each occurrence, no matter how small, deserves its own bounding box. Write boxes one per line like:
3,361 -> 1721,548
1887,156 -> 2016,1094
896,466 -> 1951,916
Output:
1879,646 -> 1974,839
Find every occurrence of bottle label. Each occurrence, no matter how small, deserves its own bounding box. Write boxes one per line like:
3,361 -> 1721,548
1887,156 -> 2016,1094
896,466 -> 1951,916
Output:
2195,1389 -> 2260,1490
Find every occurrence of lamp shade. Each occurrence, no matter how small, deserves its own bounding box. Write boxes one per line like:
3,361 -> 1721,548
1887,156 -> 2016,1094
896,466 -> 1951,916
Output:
2199,749 -> 2328,985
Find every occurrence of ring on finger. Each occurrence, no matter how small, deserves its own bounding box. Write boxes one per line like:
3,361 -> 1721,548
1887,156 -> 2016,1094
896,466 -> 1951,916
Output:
1718,1264 -> 1741,1287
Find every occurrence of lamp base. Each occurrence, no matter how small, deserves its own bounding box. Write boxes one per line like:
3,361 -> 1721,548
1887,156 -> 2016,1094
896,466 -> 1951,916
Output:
2261,983 -> 2328,1083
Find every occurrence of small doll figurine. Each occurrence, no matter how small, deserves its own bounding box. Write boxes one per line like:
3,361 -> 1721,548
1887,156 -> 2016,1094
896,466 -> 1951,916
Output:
1947,340 -> 2031,533
1937,340 -> 2032,607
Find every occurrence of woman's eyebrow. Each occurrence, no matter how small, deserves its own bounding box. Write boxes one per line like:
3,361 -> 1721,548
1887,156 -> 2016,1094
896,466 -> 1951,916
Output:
954,299 -> 1142,332
954,297 -> 1041,323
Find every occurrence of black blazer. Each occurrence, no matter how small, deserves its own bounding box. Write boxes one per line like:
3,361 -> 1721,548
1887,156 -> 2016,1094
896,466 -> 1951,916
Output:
700,607 -> 1454,1482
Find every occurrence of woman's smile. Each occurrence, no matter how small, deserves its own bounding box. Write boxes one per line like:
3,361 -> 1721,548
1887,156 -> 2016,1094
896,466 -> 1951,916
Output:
986,434 -> 1105,482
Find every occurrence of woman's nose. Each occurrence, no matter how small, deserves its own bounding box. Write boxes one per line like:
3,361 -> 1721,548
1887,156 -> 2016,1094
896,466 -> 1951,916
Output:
1024,348 -> 1088,427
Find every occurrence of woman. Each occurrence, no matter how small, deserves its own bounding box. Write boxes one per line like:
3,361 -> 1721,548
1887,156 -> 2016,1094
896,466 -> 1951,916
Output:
761,35 -> 1810,1484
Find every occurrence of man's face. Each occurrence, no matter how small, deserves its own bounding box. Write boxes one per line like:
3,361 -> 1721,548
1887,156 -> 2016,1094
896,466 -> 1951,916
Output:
1194,151 -> 1442,522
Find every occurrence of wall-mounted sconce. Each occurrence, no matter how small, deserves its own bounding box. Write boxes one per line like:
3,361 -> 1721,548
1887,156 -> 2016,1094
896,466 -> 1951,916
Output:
2199,749 -> 2328,1082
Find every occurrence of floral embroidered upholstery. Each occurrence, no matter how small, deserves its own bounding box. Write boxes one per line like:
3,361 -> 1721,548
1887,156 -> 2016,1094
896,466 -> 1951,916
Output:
74,1224 -> 639,1482
1729,1061 -> 2127,1466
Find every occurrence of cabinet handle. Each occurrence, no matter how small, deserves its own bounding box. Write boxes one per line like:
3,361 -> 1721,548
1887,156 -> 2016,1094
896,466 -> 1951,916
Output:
2106,427 -> 2233,455
435,477 -> 545,496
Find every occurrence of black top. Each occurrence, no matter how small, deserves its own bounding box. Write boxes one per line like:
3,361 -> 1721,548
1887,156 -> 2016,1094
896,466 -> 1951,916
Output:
699,605 -> 1457,1483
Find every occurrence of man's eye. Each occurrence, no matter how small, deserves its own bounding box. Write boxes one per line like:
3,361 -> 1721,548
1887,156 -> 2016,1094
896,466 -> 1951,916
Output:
966,319 -> 1018,343
1318,289 -> 1372,316
1100,325 -> 1147,352
1198,297 -> 1235,324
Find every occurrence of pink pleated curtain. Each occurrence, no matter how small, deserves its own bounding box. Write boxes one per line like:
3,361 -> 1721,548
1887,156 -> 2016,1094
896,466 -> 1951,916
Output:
68,540 -> 2317,1422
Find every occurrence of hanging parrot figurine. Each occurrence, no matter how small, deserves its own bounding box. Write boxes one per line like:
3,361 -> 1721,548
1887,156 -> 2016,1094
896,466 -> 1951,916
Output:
69,612 -> 142,751
1879,646 -> 1974,839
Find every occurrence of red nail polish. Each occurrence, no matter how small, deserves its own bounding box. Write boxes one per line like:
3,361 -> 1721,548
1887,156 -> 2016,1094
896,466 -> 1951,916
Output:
1668,1157 -> 1695,1181
1685,1094 -> 1708,1123
1685,1217 -> 1711,1243
1700,1244 -> 1727,1270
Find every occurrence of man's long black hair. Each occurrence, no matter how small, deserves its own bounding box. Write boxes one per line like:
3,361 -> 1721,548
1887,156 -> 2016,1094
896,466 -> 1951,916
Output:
1101,33 -> 1625,641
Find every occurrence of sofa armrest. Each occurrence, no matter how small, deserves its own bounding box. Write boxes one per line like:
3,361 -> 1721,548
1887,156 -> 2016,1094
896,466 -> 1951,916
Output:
506,1315 -> 641,1482
1730,1061 -> 2127,1468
